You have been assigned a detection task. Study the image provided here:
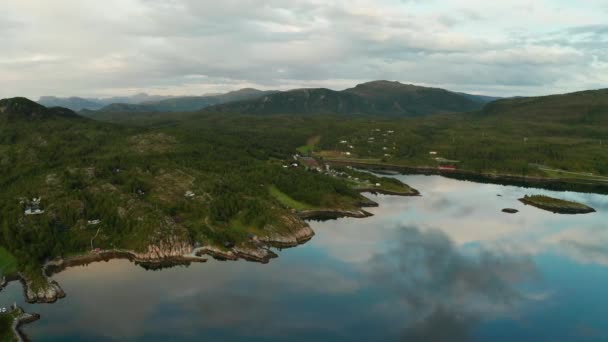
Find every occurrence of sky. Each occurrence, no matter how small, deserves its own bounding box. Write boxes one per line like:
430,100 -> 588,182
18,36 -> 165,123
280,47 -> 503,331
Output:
1,0 -> 607,99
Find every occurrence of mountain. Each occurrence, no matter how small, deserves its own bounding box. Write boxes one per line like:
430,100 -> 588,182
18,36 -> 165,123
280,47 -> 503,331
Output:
0,97 -> 81,120
38,96 -> 104,111
37,93 -> 175,111
89,88 -> 278,113
202,81 -> 485,117
481,88 -> 608,123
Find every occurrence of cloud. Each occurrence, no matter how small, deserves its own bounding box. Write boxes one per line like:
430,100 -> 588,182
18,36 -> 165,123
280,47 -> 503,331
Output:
367,225 -> 539,340
0,0 -> 607,98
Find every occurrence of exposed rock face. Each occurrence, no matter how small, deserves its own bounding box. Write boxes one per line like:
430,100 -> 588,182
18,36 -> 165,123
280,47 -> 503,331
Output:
22,275 -> 66,304
132,237 -> 193,260
196,245 -> 239,261
234,247 -> 278,263
259,215 -> 315,247
298,208 -> 373,221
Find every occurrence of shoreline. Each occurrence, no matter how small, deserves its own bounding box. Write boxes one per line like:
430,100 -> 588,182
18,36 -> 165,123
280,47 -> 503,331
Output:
13,308 -> 41,342
325,159 -> 608,195
0,189 -> 413,337
0,216 -> 319,303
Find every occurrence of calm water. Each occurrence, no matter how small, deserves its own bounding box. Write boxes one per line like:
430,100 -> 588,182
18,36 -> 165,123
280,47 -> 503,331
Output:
2,175 -> 608,341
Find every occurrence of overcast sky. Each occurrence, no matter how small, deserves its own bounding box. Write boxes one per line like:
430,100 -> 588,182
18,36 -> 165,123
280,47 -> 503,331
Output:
1,0 -> 607,99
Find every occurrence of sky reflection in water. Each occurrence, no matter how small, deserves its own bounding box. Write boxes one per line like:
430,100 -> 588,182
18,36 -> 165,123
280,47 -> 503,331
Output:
2,175 -> 608,341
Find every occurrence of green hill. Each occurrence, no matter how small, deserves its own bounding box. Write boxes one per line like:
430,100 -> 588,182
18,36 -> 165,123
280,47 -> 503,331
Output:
481,88 -> 608,124
0,97 -> 391,295
0,97 -> 82,121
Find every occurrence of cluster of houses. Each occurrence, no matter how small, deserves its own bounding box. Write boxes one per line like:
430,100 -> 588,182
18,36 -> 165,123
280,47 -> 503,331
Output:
429,151 -> 459,171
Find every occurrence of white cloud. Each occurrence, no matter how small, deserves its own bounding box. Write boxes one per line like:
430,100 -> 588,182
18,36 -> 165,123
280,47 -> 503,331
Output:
0,0 -> 606,99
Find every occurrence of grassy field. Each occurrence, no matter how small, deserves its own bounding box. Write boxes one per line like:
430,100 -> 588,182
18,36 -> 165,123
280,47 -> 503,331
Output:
269,186 -> 314,210
296,135 -> 321,155
0,247 -> 17,277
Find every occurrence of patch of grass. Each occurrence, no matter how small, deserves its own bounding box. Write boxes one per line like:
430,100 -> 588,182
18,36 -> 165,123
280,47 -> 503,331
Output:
297,135 -> 321,155
269,186 -> 314,210
0,247 -> 17,277
522,195 -> 589,209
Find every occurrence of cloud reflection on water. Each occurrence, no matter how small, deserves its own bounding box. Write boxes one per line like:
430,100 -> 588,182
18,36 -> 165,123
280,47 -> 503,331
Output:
367,225 -> 538,341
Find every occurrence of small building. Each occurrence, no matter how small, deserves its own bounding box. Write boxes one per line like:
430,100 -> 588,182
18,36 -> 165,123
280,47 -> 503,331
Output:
24,197 -> 44,216
25,208 -> 44,216
345,151 -> 351,156
439,165 -> 457,171
87,219 -> 101,225
185,190 -> 195,198
340,140 -> 348,144
429,151 -> 438,155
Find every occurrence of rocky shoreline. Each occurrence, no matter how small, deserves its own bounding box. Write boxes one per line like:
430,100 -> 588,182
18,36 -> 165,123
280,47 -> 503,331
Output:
1,213 -> 319,304
357,187 -> 421,197
13,307 -> 41,342
297,208 -> 373,220
1,187 -> 415,337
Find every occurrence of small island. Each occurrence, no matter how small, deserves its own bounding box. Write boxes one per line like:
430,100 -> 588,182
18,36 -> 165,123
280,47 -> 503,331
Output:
519,195 -> 596,214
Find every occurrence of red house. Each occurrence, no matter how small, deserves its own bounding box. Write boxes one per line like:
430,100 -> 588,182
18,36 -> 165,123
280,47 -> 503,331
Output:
439,165 -> 457,171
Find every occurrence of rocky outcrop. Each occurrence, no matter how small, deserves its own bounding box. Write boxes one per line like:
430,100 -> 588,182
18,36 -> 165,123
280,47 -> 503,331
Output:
12,308 -> 40,342
259,215 -> 315,247
195,246 -> 238,261
234,247 -> 278,264
131,237 -> 194,260
357,187 -> 420,196
21,275 -> 66,304
8,305 -> 40,342
298,208 -> 373,221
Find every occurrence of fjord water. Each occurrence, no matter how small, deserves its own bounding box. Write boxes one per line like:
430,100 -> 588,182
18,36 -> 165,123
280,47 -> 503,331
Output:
3,175 -> 608,341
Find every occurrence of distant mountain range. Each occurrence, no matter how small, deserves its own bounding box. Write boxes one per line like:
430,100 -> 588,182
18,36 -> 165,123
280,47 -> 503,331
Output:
37,93 -> 174,111
38,81 -> 501,117
38,89 -> 279,113
201,81 -> 494,117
